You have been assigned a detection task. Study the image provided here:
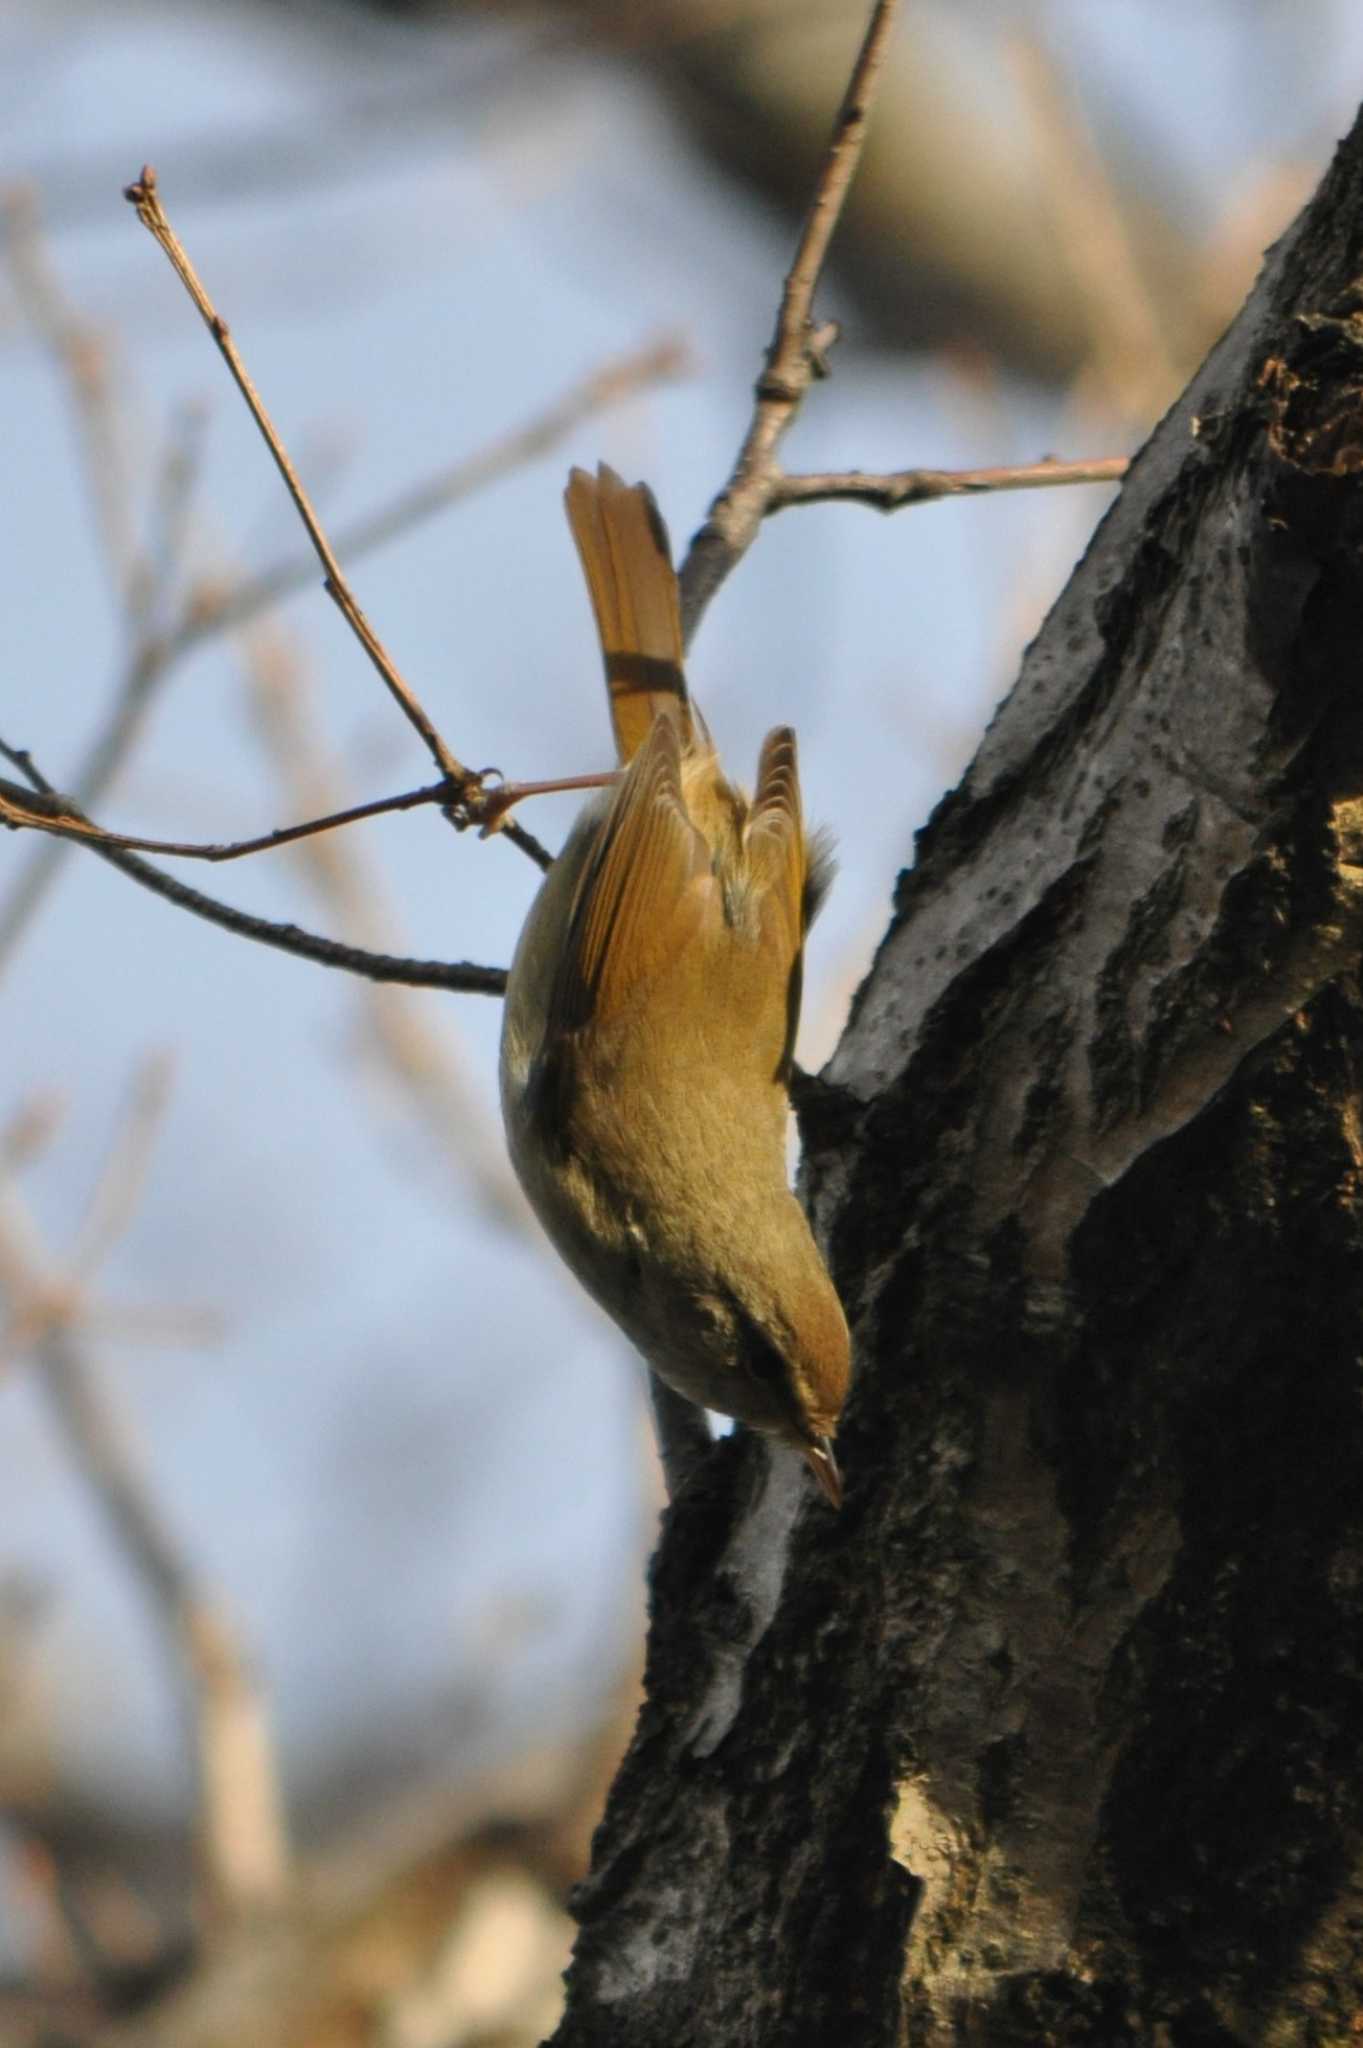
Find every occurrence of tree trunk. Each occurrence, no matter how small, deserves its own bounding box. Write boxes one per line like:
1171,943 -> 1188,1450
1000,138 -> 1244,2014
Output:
548,105 -> 1363,2048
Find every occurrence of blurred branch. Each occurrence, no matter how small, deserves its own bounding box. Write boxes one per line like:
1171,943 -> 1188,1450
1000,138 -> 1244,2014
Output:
40,1327 -> 292,1925
768,452 -> 1129,512
74,1053 -> 176,1275
124,166 -> 551,871
86,1701 -> 642,2048
0,1091 -> 67,1174
242,633 -> 525,1226
144,398 -> 212,608
1008,30 -> 1178,423
2,186 -> 150,621
679,0 -> 901,639
208,334 -> 687,632
0,741 -> 509,996
643,0 -> 1209,381
0,1095 -> 291,1926
0,1055 -> 212,1376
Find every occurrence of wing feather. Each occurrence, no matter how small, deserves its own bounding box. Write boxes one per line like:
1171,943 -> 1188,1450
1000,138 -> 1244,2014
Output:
744,726 -> 836,1080
547,712 -> 710,1044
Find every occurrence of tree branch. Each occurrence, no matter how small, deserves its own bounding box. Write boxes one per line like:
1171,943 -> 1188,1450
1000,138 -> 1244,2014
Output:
122,165 -> 550,871
768,453 -> 1129,513
678,0 -> 902,642
122,167 -> 464,787
0,336 -> 679,968
0,743 -> 507,996
0,765 -> 457,864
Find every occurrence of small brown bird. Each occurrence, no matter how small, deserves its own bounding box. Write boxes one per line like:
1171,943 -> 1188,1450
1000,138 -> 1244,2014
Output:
499,466 -> 850,1504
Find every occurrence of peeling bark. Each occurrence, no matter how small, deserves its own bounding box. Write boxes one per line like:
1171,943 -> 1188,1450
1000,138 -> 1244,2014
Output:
550,107 -> 1363,2048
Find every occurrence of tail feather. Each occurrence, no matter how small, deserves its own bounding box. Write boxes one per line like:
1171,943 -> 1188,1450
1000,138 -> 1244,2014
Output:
565,465 -> 692,763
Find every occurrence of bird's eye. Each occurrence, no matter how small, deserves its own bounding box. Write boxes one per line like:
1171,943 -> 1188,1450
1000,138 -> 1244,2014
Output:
694,1291 -> 736,1342
743,1326 -> 788,1388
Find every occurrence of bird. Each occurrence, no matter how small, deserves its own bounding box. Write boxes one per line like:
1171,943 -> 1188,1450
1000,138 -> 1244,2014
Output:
498,465 -> 850,1505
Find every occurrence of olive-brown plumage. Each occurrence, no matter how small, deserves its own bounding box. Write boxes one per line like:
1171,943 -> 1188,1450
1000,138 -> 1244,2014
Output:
499,466 -> 850,1503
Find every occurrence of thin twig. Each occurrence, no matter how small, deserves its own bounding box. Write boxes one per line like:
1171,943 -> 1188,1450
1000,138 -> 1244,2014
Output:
0,740 -> 508,995
0,338 -> 675,971
122,164 -> 552,871
205,336 -> 689,631
768,454 -> 1130,513
0,766 -> 458,863
678,0 -> 902,642
123,167 -> 469,788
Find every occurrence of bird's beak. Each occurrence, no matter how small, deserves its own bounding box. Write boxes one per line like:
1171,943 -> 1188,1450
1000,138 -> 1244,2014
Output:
803,1436 -> 843,1509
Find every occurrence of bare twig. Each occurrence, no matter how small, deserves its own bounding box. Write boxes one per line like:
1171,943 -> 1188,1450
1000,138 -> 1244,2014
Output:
122,165 -> 554,872
123,168 -> 464,785
0,765 -> 460,864
211,335 -> 688,630
768,454 -> 1130,513
679,0 -> 902,641
0,741 -> 508,995
0,339 -> 678,969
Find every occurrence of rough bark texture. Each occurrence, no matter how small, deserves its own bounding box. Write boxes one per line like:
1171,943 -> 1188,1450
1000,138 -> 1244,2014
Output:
549,109 -> 1363,2048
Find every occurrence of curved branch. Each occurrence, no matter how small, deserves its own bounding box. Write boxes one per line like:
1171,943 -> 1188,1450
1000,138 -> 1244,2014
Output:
0,745 -> 506,996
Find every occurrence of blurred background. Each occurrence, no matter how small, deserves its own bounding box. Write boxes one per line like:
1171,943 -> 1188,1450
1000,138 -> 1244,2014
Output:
0,2 -> 1358,2040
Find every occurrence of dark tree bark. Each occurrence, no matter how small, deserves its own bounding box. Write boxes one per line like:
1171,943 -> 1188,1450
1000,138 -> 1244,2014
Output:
548,104 -> 1363,2048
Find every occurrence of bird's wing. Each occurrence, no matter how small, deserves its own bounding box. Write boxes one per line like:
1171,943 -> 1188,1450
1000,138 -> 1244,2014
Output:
744,726 -> 835,1079
546,711 -> 711,1047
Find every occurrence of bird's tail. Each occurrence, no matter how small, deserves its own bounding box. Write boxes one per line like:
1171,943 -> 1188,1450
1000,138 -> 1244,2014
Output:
564,464 -> 695,764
